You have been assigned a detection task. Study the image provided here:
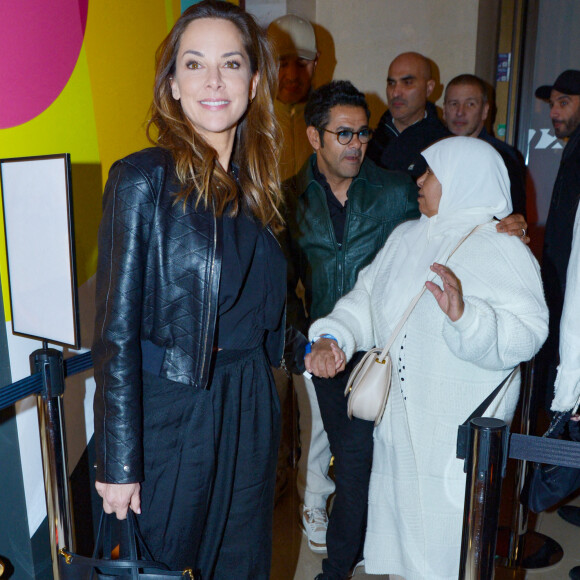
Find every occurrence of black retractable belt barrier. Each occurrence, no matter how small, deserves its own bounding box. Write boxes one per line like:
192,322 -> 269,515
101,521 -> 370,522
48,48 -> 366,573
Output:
457,420 -> 580,579
509,433 -> 580,468
0,348 -> 94,580
0,350 -> 92,411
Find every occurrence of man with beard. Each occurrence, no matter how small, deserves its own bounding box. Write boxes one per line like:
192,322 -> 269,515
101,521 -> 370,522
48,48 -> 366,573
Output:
534,70 -> 580,411
534,70 -> 580,575
285,80 -> 419,580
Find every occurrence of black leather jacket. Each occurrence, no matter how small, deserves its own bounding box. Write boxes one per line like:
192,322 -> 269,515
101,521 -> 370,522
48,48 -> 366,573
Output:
93,147 -> 283,484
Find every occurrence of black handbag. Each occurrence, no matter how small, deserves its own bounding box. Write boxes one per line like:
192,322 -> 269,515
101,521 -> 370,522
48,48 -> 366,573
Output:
524,411 -> 580,513
58,509 -> 195,580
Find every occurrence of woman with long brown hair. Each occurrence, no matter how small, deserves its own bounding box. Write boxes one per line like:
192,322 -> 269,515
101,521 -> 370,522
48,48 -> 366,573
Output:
92,2 -> 285,578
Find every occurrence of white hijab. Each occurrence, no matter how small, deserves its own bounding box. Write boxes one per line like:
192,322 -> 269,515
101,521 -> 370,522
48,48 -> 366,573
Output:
383,136 -> 512,324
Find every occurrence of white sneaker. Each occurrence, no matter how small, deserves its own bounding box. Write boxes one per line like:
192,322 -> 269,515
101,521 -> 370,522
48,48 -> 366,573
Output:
300,504 -> 328,553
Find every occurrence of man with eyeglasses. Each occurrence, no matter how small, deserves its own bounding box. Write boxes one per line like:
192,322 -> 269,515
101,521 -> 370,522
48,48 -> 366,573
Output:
284,80 -> 419,580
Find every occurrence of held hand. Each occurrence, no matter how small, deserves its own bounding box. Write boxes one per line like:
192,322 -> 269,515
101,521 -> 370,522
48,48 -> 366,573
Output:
425,263 -> 464,322
96,481 -> 141,520
330,342 -> 347,374
304,338 -> 346,378
496,213 -> 529,244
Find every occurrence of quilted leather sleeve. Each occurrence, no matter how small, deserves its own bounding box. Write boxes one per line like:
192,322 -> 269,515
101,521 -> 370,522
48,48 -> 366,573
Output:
93,159 -> 156,484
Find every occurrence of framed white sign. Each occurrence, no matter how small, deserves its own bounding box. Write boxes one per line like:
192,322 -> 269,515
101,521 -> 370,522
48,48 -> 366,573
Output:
0,154 -> 80,348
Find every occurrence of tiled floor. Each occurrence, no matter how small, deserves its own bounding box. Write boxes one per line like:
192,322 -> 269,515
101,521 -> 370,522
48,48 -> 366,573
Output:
271,467 -> 580,580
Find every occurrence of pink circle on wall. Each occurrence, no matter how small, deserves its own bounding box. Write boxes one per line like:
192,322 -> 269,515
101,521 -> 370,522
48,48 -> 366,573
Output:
0,0 -> 89,129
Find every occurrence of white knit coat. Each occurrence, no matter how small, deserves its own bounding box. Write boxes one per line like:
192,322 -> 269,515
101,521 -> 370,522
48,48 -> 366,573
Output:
552,203 -> 580,412
310,221 -> 548,579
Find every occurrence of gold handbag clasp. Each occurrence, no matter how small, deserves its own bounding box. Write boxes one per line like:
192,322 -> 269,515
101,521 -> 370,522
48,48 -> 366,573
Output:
59,548 -> 72,565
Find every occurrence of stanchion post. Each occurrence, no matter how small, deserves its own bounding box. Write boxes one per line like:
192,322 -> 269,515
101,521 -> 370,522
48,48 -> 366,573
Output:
31,347 -> 75,580
458,417 -> 508,580
508,361 -> 533,565
498,359 -> 563,570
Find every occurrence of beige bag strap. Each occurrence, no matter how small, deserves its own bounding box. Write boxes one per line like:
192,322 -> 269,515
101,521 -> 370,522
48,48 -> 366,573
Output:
375,222 -> 488,363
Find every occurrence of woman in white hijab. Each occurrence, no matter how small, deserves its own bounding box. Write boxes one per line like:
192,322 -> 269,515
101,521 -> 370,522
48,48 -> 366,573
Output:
306,137 -> 548,580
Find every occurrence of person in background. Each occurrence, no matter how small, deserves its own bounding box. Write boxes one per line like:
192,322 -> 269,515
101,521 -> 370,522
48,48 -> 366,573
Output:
285,80 -> 419,579
267,12 -> 321,516
366,51 -> 448,179
268,14 -> 319,181
92,2 -> 285,578
367,52 -> 528,241
550,205 -> 580,580
534,70 -> 580,547
443,73 -> 527,217
533,69 -> 580,412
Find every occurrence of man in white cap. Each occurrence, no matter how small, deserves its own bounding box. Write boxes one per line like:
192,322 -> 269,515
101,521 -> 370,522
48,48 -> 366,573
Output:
268,14 -> 331,555
268,14 -> 319,181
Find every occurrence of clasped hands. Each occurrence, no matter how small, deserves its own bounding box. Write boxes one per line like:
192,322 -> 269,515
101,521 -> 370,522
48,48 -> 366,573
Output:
306,262 -> 465,379
305,338 -> 346,379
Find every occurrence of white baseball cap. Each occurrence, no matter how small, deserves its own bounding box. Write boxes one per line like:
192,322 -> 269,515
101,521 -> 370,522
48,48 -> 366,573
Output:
267,14 -> 318,61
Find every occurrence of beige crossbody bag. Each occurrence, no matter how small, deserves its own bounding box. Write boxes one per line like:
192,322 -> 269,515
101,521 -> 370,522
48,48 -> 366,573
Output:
344,222 -> 487,425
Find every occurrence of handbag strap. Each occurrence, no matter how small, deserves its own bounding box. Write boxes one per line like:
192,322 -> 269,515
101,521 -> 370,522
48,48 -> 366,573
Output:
92,509 -> 107,558
542,394 -> 580,438
92,509 -> 161,565
376,222 -> 488,362
461,367 -> 517,426
456,367 -> 517,461
128,508 -> 156,562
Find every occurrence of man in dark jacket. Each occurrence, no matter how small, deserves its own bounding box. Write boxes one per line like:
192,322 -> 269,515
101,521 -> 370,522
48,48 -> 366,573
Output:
534,70 -> 580,580
366,51 -> 448,179
534,70 -> 580,412
285,80 -> 419,580
367,54 -> 528,240
443,73 -> 527,217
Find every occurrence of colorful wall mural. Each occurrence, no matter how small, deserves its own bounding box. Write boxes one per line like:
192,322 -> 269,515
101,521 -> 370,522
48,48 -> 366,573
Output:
0,1 -> 222,575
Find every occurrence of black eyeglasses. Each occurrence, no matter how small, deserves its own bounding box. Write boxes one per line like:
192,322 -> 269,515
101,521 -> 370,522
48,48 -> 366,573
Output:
318,127 -> 373,145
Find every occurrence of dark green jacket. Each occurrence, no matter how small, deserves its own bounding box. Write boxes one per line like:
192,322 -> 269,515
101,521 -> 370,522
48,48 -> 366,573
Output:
285,155 -> 419,324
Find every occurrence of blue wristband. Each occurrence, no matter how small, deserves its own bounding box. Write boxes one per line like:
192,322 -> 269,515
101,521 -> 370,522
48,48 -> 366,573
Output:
304,334 -> 338,359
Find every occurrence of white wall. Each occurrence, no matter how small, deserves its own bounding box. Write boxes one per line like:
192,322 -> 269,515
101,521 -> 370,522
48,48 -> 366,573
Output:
248,0 -> 481,125
314,0 -> 479,123
247,0 -> 315,26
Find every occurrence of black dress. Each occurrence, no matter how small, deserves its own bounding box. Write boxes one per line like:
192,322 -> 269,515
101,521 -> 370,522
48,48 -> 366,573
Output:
137,208 -> 285,580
